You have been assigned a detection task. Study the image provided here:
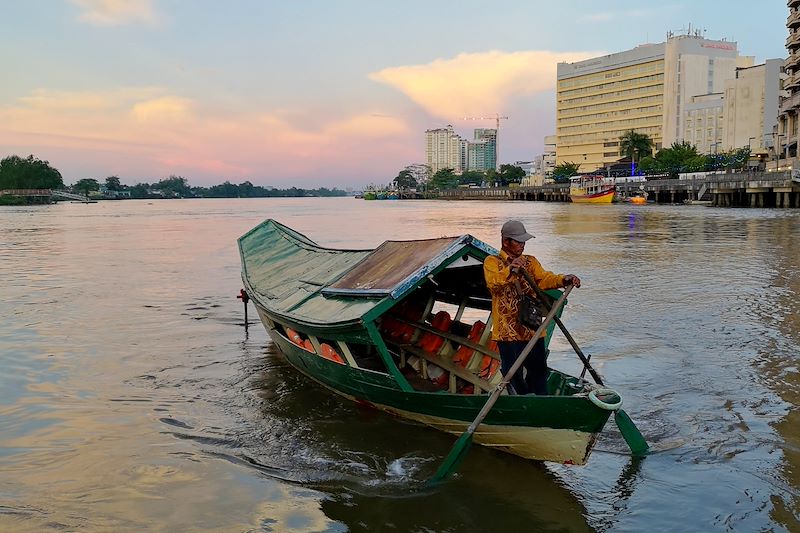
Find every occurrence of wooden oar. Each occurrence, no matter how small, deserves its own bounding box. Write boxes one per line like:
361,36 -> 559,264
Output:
429,285 -> 573,485
518,269 -> 649,457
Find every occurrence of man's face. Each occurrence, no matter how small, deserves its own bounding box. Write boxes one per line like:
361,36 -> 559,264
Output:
503,237 -> 526,257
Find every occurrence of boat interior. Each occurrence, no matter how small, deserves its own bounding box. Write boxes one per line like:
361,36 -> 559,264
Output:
269,256 -> 585,397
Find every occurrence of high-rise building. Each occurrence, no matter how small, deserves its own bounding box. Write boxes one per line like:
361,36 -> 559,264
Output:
778,0 -> 800,167
425,125 -> 462,174
556,31 -> 752,172
425,126 -> 498,174
473,129 -> 497,171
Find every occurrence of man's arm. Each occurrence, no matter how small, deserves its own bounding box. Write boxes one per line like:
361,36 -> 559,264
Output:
527,256 -> 566,290
483,255 -> 514,292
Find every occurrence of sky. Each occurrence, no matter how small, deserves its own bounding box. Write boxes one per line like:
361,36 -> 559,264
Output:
0,1 -> 790,188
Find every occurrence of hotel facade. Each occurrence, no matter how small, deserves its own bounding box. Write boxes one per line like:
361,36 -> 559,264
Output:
556,33 -> 752,173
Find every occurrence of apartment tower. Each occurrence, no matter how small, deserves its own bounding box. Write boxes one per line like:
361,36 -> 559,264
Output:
778,0 -> 800,167
425,126 -> 462,174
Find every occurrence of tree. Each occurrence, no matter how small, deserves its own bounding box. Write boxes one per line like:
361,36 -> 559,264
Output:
73,178 -> 100,196
429,168 -> 458,190
619,130 -> 654,161
458,170 -> 485,186
552,162 -> 580,183
498,164 -> 526,185
105,176 -> 121,191
0,154 -> 64,190
651,142 -> 703,178
129,183 -> 149,198
392,169 -> 417,190
485,168 -> 497,186
153,175 -> 191,197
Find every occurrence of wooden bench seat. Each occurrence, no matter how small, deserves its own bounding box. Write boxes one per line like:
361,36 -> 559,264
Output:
392,316 -> 500,361
387,341 -> 495,394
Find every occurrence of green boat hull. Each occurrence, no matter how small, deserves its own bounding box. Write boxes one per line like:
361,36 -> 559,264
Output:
258,306 -> 612,465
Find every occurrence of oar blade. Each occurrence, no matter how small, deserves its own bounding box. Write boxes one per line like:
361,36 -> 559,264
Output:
429,432 -> 474,485
615,409 -> 649,457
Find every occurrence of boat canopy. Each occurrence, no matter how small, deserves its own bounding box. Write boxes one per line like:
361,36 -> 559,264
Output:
238,219 -> 495,326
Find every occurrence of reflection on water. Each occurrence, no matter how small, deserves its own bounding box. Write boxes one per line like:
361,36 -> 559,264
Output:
1,199 -> 799,531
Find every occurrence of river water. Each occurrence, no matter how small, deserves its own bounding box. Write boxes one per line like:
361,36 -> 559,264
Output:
1,198 -> 798,532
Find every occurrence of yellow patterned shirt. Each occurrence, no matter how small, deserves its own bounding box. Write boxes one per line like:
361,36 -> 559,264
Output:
483,250 -> 565,341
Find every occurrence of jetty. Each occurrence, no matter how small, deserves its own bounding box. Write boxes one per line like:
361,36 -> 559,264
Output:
438,171 -> 800,208
0,189 -> 94,203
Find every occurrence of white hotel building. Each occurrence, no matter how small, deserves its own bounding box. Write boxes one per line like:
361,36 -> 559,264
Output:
556,32 -> 755,172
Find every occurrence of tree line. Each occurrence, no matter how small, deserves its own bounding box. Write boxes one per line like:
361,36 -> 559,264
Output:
0,154 -> 349,200
389,164 -> 527,192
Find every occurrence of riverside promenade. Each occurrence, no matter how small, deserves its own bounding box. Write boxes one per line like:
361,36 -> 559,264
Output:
438,171 -> 800,207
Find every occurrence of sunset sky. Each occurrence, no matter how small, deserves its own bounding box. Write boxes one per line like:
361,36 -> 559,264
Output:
0,1 -> 789,188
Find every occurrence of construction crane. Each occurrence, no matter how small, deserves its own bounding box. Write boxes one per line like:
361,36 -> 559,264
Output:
462,113 -> 509,131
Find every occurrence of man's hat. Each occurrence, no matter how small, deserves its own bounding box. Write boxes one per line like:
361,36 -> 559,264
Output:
501,220 -> 534,242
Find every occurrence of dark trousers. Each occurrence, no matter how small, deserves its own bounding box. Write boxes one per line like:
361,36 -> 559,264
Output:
498,338 -> 548,395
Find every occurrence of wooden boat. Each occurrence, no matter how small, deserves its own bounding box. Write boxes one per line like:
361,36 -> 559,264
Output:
238,220 -> 626,465
569,175 -> 615,204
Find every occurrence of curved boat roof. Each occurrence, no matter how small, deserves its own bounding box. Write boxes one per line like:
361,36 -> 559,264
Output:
238,219 -> 495,327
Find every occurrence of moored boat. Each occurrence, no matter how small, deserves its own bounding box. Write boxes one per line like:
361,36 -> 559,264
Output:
569,175 -> 616,204
238,220 -> 634,465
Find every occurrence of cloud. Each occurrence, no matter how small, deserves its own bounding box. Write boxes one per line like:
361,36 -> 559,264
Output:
131,96 -> 193,123
0,87 -> 414,184
71,0 -> 160,27
369,49 -> 604,121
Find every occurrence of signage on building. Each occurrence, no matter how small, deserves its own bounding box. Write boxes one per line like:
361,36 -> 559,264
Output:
701,42 -> 736,51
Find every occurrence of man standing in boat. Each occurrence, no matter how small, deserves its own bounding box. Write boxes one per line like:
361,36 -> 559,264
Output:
484,220 -> 581,395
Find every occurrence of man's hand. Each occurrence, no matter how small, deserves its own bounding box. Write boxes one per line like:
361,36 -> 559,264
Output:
510,257 -> 528,272
563,274 -> 581,288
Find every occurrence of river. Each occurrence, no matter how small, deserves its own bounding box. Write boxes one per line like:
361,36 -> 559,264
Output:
1,198 -> 798,532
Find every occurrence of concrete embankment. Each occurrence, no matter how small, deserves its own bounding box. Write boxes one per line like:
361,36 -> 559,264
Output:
437,171 -> 800,207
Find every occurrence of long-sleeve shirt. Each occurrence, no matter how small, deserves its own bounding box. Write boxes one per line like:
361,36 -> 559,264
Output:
483,250 -> 566,341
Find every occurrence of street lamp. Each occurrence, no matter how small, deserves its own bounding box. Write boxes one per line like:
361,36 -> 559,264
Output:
775,134 -> 785,171
710,143 -> 719,171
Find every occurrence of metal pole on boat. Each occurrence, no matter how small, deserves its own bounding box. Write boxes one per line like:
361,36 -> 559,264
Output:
237,288 -> 250,330
517,269 -> 649,457
429,286 -> 573,485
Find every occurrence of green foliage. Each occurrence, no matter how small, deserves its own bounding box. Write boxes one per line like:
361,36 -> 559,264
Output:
0,154 -> 64,190
105,176 -> 122,191
712,147 -> 751,171
552,162 -> 580,183
393,169 -> 417,190
129,183 -> 149,198
485,169 -> 497,186
498,164 -> 525,185
153,175 -> 192,197
429,168 -> 458,190
73,178 -> 100,195
619,130 -> 654,159
645,142 -> 706,177
0,195 -> 27,205
458,170 -> 485,186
